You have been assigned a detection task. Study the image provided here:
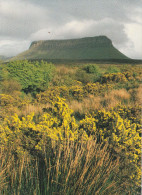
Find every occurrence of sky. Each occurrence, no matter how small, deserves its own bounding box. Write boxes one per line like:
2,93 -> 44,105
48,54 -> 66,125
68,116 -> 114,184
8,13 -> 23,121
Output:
0,0 -> 142,59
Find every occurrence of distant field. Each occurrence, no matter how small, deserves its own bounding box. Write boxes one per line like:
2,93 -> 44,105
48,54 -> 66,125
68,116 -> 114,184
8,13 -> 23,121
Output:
26,58 -> 142,64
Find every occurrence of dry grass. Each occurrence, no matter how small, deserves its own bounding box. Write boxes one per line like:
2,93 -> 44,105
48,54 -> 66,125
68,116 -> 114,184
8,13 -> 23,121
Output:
83,95 -> 102,110
103,89 -> 130,109
19,104 -> 44,116
110,89 -> 130,100
0,147 -> 40,194
0,147 -> 9,190
68,88 -> 131,114
69,100 -> 84,114
136,85 -> 142,105
129,84 -> 142,106
16,103 -> 51,117
68,95 -> 103,114
56,65 -> 77,75
43,138 -> 120,194
103,94 -> 120,109
0,138 -> 121,194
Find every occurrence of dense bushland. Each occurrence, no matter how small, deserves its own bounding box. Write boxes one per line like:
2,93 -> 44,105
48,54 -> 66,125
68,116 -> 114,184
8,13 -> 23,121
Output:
0,61 -> 141,194
0,60 -> 55,95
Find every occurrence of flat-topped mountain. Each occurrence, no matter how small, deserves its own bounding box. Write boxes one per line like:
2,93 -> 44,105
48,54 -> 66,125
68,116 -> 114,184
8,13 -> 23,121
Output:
12,36 -> 129,60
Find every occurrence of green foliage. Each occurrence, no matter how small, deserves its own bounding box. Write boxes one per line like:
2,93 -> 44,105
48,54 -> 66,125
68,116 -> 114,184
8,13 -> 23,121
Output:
83,64 -> 102,82
106,66 -> 120,73
4,60 -> 55,95
52,74 -> 79,87
75,69 -> 93,84
84,64 -> 100,74
0,66 -> 9,82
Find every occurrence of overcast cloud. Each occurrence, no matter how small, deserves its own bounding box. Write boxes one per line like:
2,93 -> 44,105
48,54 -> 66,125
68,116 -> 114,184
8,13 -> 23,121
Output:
0,0 -> 142,59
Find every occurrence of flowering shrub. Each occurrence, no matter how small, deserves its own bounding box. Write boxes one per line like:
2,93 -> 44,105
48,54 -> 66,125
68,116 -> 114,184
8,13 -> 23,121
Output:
0,93 -> 29,118
0,97 -> 88,156
0,95 -> 141,192
36,83 -> 113,102
100,73 -> 127,83
114,105 -> 142,132
80,110 -> 141,186
84,82 -> 112,95
99,68 -> 142,84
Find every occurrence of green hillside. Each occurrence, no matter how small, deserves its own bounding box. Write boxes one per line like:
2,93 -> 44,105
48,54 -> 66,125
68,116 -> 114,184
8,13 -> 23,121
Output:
12,36 -> 129,60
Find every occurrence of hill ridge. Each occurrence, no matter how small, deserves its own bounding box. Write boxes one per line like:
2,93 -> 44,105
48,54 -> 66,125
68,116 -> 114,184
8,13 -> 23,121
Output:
30,36 -> 112,49
12,36 -> 129,60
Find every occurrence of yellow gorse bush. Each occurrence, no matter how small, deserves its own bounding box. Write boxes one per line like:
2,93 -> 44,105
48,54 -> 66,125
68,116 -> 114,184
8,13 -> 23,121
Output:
0,96 -> 141,187
100,72 -> 127,83
80,109 -> 141,186
0,93 -> 31,119
115,105 -> 142,132
99,69 -> 142,84
0,97 -> 88,155
36,83 -> 113,103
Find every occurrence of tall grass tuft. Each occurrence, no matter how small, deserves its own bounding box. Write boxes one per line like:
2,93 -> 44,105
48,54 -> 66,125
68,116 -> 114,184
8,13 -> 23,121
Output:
0,138 -> 121,194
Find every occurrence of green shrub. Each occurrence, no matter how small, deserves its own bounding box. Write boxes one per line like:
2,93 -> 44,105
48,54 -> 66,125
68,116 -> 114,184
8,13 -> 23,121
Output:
106,66 -> 120,74
3,60 -> 55,96
83,64 -> 102,82
75,69 -> 93,84
84,64 -> 100,74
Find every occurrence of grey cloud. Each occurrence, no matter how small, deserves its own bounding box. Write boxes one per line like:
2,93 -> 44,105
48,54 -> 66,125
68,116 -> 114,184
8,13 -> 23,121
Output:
0,0 -> 49,38
0,0 -> 142,58
0,39 -> 30,56
28,0 -> 141,23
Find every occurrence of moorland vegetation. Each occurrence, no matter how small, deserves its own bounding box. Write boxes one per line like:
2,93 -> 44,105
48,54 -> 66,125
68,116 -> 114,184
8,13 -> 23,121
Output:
0,60 -> 141,194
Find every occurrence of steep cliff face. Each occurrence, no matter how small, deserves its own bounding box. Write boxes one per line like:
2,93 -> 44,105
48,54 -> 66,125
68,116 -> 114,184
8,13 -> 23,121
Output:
29,36 -> 112,49
12,36 -> 129,60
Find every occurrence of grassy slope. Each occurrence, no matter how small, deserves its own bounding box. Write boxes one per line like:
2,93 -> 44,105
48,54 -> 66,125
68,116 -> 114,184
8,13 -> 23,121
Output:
12,36 -> 129,61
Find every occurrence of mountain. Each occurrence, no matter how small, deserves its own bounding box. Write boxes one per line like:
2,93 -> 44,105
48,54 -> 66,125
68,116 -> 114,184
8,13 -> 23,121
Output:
0,55 -> 10,61
12,36 -> 129,61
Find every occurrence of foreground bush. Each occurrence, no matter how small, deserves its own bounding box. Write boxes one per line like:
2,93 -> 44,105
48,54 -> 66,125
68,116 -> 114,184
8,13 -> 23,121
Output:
80,110 -> 141,189
0,97 -> 119,194
1,138 -> 122,194
0,97 -> 141,194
